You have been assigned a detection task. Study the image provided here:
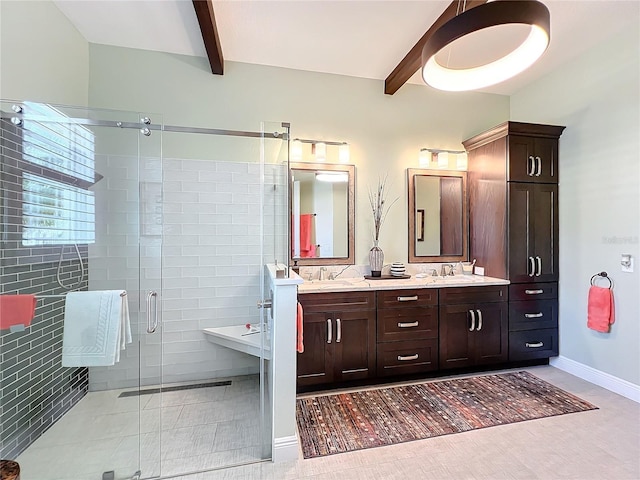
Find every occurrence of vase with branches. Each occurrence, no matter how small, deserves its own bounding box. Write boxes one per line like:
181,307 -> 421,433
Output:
368,175 -> 398,276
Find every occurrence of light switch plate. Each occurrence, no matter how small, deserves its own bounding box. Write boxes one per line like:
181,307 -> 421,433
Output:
622,255 -> 634,273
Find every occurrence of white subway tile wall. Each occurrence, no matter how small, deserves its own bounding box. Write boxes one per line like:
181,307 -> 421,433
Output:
89,155 -> 290,389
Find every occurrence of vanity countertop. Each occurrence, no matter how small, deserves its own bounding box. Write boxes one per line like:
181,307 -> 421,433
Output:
297,274 -> 509,294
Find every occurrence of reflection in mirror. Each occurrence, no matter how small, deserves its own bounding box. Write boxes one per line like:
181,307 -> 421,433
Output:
407,168 -> 468,263
290,162 -> 355,266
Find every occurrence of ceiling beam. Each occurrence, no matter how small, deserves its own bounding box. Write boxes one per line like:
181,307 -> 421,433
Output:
384,0 -> 487,95
192,0 -> 224,75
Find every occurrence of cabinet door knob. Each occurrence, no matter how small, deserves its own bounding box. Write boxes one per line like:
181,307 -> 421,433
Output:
397,354 -> 419,361
535,256 -> 542,276
528,155 -> 536,176
528,257 -> 536,277
476,309 -> 483,331
398,321 -> 419,328
468,309 -> 476,331
336,318 -> 342,343
327,319 -> 332,344
524,312 -> 544,318
526,341 -> 544,348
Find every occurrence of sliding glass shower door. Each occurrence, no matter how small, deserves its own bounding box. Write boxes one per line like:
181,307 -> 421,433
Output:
0,100 -> 163,480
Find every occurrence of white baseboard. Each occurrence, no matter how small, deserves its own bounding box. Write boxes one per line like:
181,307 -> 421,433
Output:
550,356 -> 640,403
272,434 -> 299,463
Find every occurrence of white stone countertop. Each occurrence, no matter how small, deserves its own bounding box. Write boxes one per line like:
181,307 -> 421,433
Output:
297,274 -> 509,294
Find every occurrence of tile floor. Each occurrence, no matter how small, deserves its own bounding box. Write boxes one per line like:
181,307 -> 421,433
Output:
167,365 -> 640,480
16,375 -> 266,480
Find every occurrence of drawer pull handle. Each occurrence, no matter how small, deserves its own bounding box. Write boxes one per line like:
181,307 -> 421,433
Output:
398,321 -> 419,328
526,342 -> 544,348
524,312 -> 543,318
336,318 -> 342,343
397,354 -> 419,361
397,295 -> 418,302
327,319 -> 332,344
476,309 -> 483,331
468,309 -> 476,332
525,289 -> 544,295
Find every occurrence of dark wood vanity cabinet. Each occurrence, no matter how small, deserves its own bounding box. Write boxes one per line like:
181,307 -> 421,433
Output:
376,289 -> 439,377
508,182 -> 559,283
508,282 -> 559,360
297,291 -> 376,387
439,286 -> 508,369
464,121 -> 565,363
508,135 -> 559,183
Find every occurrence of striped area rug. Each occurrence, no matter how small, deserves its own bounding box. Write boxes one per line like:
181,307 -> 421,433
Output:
296,371 -> 597,458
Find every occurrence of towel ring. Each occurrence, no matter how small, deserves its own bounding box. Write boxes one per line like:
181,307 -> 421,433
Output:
590,271 -> 612,289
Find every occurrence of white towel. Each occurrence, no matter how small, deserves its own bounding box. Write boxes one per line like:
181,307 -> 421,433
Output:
62,290 -> 132,367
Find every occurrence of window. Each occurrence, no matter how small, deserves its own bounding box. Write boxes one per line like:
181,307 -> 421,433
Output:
22,174 -> 95,246
20,102 -> 96,246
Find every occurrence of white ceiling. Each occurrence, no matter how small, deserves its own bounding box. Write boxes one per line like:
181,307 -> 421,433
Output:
53,0 -> 639,96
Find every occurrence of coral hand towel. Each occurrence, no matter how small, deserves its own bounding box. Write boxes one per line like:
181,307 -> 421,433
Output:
0,294 -> 37,330
297,301 -> 304,353
587,286 -> 615,333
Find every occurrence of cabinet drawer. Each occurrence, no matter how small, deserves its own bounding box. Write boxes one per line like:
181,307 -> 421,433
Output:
440,285 -> 507,305
299,291 -> 375,313
509,299 -> 557,331
377,307 -> 438,342
509,282 -> 557,301
376,339 -> 438,377
377,289 -> 438,309
509,328 -> 558,360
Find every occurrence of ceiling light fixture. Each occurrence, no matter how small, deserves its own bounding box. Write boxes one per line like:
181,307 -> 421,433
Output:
421,0 -> 550,92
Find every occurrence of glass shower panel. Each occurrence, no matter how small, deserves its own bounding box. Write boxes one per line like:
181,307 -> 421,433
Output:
259,121 -> 290,460
0,100 -> 162,480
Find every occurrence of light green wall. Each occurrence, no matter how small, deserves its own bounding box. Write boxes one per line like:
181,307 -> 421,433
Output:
0,0 -> 89,105
88,43 -> 509,264
511,20 -> 640,386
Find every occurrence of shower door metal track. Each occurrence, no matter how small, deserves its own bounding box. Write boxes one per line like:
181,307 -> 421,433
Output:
2,112 -> 289,139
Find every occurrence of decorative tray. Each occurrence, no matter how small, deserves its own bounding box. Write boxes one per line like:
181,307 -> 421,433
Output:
364,274 -> 411,280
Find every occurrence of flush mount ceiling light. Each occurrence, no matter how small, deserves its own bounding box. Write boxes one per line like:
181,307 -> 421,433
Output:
421,0 -> 550,92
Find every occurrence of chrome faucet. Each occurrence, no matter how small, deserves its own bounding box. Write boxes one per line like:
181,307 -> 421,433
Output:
441,264 -> 455,276
319,266 -> 327,281
429,268 -> 438,276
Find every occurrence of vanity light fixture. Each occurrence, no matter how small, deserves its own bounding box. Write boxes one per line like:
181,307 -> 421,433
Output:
315,171 -> 349,183
338,143 -> 350,163
313,142 -> 327,162
421,0 -> 551,91
420,148 -> 467,170
292,138 -> 350,163
419,148 -> 431,166
456,152 -> 468,170
291,139 -> 303,161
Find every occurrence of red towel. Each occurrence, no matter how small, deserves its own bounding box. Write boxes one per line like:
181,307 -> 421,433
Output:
296,301 -> 304,353
0,294 -> 37,330
299,214 -> 317,257
587,286 -> 615,333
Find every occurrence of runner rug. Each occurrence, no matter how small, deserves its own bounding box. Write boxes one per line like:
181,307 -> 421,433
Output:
296,371 -> 597,458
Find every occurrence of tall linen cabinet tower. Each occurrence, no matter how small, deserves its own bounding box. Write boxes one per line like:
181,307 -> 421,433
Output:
463,122 -> 565,362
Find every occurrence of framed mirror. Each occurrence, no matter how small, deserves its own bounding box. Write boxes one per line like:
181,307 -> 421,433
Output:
290,162 -> 355,266
407,168 -> 468,263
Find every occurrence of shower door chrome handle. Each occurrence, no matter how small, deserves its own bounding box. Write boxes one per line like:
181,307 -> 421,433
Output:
146,291 -> 158,333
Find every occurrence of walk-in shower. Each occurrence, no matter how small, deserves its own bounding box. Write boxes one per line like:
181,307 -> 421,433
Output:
0,100 -> 289,479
